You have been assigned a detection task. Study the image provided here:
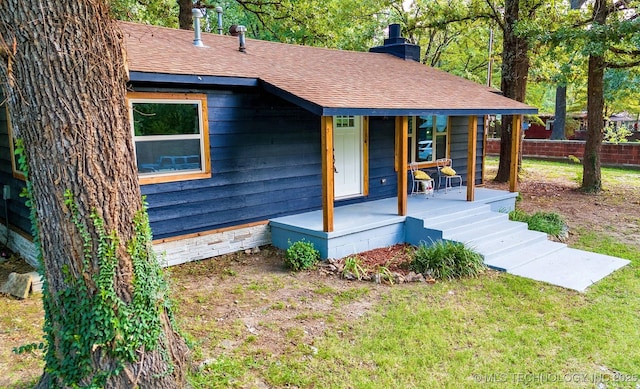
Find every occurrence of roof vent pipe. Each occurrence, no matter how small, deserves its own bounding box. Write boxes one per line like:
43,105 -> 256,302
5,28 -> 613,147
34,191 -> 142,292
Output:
237,25 -> 247,52
215,6 -> 224,35
192,8 -> 205,47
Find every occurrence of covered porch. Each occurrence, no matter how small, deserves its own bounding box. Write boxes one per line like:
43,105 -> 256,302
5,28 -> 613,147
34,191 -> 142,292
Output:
270,187 -> 517,259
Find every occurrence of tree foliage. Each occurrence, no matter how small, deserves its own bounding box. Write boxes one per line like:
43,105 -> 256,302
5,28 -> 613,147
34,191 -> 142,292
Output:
109,0 -> 179,27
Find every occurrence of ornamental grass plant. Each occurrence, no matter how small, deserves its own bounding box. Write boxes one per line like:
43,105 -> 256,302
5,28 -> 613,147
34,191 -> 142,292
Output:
409,240 -> 486,280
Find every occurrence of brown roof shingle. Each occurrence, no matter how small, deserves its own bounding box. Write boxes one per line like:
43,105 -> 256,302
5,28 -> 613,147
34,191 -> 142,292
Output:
121,22 -> 536,116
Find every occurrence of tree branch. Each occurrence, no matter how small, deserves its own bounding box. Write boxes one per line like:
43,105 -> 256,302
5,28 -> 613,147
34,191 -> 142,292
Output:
605,58 -> 640,68
484,0 -> 505,31
609,46 -> 640,56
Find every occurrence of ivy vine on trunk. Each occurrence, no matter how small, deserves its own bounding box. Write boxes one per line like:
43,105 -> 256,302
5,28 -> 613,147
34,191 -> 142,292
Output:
0,1 -> 188,387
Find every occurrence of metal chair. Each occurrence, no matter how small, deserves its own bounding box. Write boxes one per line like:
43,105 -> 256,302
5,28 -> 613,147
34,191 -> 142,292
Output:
436,158 -> 462,193
409,163 -> 434,197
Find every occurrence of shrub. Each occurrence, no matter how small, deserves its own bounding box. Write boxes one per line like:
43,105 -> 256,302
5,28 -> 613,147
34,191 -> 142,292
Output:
284,240 -> 320,271
409,240 -> 485,280
509,209 -> 565,237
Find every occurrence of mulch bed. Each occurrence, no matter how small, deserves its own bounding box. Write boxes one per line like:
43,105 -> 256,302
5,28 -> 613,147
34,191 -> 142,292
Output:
353,243 -> 415,275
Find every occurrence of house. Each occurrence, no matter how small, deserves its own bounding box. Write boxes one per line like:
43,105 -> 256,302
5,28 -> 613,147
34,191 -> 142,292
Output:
0,22 -> 536,267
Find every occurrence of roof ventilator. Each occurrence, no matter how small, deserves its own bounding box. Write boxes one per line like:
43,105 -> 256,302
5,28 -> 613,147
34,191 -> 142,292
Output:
192,8 -> 205,47
237,25 -> 247,52
215,6 -> 224,35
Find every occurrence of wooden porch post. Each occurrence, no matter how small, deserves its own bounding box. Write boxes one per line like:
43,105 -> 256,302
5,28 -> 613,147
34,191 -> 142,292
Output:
395,116 -> 408,216
509,114 -> 522,192
466,115 -> 478,201
321,116 -> 334,232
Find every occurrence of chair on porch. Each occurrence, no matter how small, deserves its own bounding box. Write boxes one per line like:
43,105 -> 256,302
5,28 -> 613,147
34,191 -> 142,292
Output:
409,163 -> 434,197
436,158 -> 462,193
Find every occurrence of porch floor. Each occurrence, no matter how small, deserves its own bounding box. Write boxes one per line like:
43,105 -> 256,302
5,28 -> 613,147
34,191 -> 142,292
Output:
270,187 -> 629,292
271,187 -> 515,234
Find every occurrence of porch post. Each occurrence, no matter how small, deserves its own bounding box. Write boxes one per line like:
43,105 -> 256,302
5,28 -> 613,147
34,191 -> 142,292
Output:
466,115 -> 478,201
321,116 -> 334,232
509,114 -> 522,192
395,116 -> 408,216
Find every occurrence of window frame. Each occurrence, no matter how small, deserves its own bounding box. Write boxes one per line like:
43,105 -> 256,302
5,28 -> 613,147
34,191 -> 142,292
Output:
127,92 -> 211,185
408,115 -> 450,166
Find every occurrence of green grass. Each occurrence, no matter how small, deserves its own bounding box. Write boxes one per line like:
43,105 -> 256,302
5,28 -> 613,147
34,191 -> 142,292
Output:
300,251 -> 640,388
486,156 -> 640,190
182,237 -> 640,388
509,209 -> 565,237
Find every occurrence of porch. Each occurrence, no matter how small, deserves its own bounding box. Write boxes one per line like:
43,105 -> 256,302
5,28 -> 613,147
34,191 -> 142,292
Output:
270,187 -> 630,292
270,187 -> 517,259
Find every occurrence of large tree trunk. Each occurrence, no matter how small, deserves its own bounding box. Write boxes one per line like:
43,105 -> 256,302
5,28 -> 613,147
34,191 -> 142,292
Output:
495,0 -> 530,182
584,55 -> 604,191
178,0 -> 194,30
583,0 -> 608,192
551,85 -> 567,140
0,1 -> 188,387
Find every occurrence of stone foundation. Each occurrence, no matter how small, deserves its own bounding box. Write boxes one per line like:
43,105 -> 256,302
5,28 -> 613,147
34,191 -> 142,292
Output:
1,221 -> 272,268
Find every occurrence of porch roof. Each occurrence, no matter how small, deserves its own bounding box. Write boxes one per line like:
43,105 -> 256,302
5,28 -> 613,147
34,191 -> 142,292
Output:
121,22 -> 537,117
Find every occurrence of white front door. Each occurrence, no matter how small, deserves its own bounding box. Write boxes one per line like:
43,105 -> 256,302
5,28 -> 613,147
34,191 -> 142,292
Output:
334,116 -> 363,199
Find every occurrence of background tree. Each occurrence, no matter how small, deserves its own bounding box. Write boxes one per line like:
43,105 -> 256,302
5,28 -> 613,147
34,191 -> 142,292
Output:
550,0 -> 587,140
0,1 -> 188,387
416,0 -> 544,182
545,0 -> 640,191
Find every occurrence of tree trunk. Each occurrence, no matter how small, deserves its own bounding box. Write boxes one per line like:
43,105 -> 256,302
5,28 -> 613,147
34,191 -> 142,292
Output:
0,1 -> 188,387
178,0 -> 194,30
551,85 -> 567,140
495,0 -> 530,182
584,57 -> 605,192
583,0 -> 608,192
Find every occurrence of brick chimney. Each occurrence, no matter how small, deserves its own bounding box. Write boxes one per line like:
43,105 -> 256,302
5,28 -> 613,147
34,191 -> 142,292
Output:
369,24 -> 420,62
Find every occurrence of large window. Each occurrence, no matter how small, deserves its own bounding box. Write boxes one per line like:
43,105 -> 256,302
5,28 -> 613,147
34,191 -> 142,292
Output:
408,115 -> 448,164
128,92 -> 210,184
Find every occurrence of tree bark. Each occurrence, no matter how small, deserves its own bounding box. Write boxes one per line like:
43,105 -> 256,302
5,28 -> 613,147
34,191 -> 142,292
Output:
0,1 -> 188,387
178,0 -> 194,30
583,0 -> 608,192
551,85 -> 567,140
495,0 -> 530,182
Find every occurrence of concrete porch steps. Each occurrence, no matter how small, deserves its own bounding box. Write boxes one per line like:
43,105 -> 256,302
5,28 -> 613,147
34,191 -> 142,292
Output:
411,207 -> 630,292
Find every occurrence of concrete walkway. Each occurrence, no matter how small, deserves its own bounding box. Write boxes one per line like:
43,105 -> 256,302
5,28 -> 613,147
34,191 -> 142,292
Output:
417,204 -> 630,292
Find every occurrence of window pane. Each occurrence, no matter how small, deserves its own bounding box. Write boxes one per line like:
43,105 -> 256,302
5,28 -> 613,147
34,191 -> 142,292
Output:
135,139 -> 202,174
416,116 -> 434,162
436,136 -> 447,160
435,115 -> 447,132
132,103 -> 199,136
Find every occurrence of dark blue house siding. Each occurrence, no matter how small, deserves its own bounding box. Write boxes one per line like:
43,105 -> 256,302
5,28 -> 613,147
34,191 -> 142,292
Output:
2,84 -> 485,244
450,116 -> 484,185
368,117 -> 399,198
137,86 -> 403,240
0,101 -> 30,235
137,87 -> 323,239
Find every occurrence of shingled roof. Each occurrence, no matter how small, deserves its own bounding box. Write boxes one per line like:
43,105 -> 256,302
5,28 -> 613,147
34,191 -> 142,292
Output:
121,22 -> 537,117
